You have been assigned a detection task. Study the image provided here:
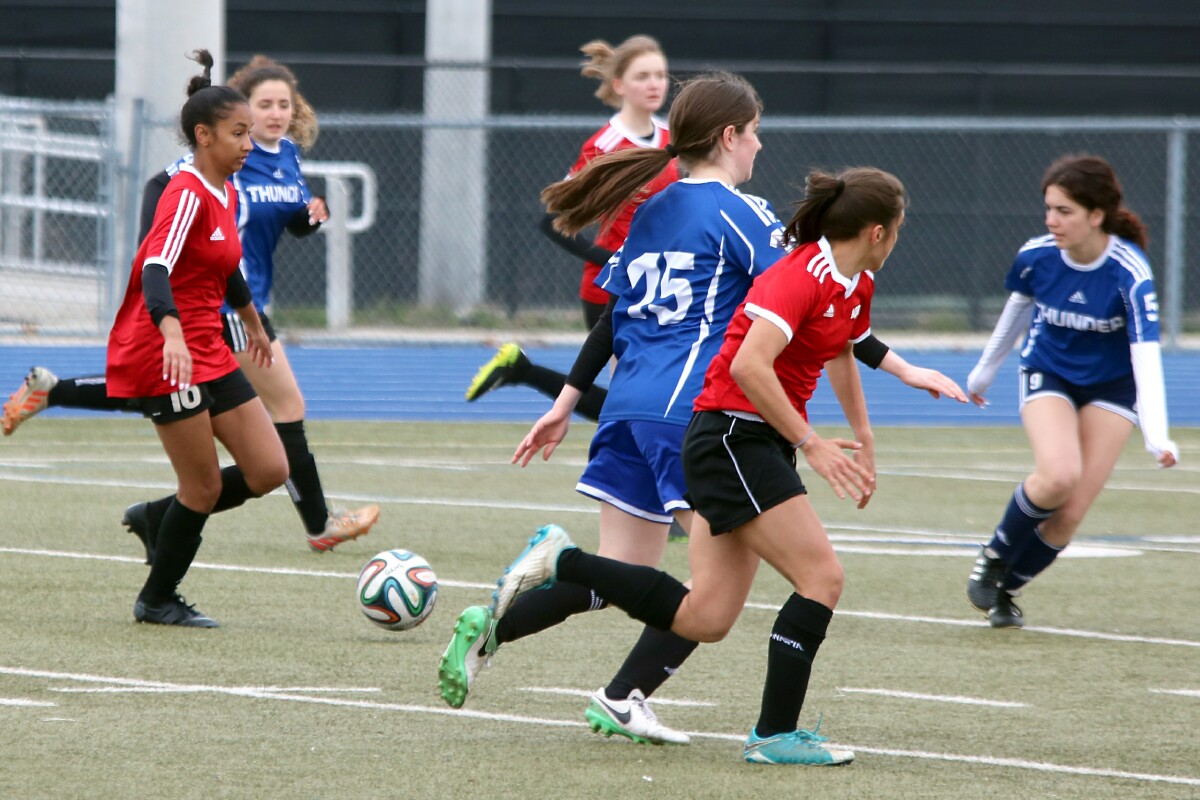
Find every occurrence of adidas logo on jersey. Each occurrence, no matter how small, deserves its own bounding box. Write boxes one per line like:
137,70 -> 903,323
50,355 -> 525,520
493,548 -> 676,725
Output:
209,227 -> 226,241
1068,290 -> 1087,304
823,304 -> 836,318
272,168 -> 284,179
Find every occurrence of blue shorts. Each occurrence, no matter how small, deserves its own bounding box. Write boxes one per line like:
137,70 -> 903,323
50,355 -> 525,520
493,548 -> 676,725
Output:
1018,367 -> 1138,424
576,419 -> 689,523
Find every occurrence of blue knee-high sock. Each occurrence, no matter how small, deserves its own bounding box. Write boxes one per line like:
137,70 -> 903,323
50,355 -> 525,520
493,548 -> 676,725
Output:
987,482 -> 1055,564
1003,528 -> 1063,592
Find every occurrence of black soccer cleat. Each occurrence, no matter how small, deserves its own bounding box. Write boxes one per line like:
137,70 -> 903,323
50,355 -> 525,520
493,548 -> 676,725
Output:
134,594 -> 219,628
988,591 -> 1024,629
967,545 -> 1009,614
122,502 -> 159,565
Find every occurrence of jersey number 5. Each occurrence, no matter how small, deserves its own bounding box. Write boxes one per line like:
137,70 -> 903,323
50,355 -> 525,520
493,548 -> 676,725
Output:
1143,291 -> 1160,322
626,251 -> 694,325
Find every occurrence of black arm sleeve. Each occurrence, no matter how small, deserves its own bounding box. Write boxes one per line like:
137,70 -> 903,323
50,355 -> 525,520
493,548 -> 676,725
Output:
225,269 -> 252,310
566,294 -> 617,391
285,198 -> 324,238
141,264 -> 179,327
853,333 -> 890,370
137,171 -> 172,245
539,213 -> 614,265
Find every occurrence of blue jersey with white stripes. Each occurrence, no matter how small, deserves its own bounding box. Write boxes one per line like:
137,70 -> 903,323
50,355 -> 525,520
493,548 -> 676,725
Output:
167,138 -> 311,312
596,179 -> 788,425
1007,233 -> 1160,384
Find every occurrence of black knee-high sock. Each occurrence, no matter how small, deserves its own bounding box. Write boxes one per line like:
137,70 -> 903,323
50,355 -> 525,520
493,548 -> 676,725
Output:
518,365 -> 607,423
755,594 -> 833,738
211,465 -> 260,513
605,625 -> 699,700
275,420 -> 328,533
47,375 -> 132,412
493,581 -> 607,646
555,549 -> 688,631
139,499 -> 208,604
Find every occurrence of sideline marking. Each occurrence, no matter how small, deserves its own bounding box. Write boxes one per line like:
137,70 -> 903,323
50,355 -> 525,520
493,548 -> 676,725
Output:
1150,689 -> 1200,699
3,546 -> 1198,649
0,697 -> 56,707
519,686 -> 717,707
51,685 -> 381,695
1,665 -> 1197,788
836,687 -> 1028,708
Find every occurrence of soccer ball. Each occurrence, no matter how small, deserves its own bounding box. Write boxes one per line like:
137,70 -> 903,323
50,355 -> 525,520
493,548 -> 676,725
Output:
356,549 -> 438,631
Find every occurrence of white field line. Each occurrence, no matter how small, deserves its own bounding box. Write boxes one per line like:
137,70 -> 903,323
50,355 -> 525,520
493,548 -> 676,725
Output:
1149,689 -> 1200,699
50,686 -> 381,695
0,697 -> 56,707
1,665 -> 1197,788
518,686 -> 717,707
3,546 -> 1198,650
836,687 -> 1028,708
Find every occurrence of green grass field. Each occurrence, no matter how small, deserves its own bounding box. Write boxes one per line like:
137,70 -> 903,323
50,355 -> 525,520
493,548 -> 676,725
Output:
1,419 -> 1197,799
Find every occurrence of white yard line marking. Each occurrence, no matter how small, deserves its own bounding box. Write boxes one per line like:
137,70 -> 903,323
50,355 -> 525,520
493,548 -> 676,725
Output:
2,665 -> 1196,787
518,687 -> 717,707
836,687 -> 1028,708
0,698 -> 56,707
1149,689 -> 1200,699
51,686 -> 381,695
3,546 -> 1198,649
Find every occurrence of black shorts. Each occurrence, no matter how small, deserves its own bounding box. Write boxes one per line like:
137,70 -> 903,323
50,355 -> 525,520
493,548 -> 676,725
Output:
222,311 -> 277,354
1018,367 -> 1138,424
682,411 -> 807,536
139,369 -> 258,425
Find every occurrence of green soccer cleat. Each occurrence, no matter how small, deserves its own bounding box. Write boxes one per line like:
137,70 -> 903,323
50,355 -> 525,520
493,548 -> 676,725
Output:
743,725 -> 854,766
438,605 -> 497,709
464,343 -> 528,401
492,524 -> 575,619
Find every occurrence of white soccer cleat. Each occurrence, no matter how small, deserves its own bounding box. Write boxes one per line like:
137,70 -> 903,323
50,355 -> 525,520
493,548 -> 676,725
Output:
491,524 -> 575,619
584,688 -> 690,745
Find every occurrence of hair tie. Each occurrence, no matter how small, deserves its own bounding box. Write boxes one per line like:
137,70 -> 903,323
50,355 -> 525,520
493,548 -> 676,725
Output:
665,144 -> 678,157
832,179 -> 846,201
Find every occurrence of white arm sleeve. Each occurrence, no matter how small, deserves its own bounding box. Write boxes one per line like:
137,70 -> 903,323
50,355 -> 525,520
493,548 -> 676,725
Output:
1130,341 -> 1178,462
967,292 -> 1035,396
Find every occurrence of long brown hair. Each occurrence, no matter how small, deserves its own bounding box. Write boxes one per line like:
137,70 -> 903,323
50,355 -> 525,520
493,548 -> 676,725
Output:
227,55 -> 320,150
580,35 -> 666,109
784,167 -> 906,245
1041,154 -> 1147,248
541,72 -> 761,236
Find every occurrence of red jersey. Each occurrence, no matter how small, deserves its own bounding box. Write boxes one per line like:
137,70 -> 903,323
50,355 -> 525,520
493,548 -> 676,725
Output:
695,238 -> 875,419
569,115 -> 679,304
107,165 -> 242,398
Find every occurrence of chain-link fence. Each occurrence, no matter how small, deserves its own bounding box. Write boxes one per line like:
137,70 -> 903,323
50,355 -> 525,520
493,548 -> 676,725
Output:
3,97 -> 1198,343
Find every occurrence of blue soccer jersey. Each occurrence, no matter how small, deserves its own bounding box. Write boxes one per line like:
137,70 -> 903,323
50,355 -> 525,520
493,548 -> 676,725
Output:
596,179 -> 788,425
167,137 -> 312,312
1008,233 -> 1160,384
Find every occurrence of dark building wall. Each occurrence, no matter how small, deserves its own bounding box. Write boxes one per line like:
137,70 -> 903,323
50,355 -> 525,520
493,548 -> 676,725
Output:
4,0 -> 1200,115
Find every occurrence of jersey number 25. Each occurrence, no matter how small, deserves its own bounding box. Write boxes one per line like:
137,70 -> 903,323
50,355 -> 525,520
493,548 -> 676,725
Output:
625,251 -> 694,325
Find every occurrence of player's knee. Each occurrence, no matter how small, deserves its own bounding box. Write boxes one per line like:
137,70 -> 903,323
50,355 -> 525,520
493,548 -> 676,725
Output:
178,471 -> 223,513
1039,466 -> 1081,500
247,455 -> 289,495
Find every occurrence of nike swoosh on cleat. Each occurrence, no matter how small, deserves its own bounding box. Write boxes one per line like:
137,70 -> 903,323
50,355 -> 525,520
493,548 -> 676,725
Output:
598,697 -> 632,726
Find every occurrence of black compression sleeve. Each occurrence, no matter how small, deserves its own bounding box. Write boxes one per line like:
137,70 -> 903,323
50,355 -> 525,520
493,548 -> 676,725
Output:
137,171 -> 172,245
225,269 -> 252,309
539,213 -> 614,265
286,203 -> 322,238
141,264 -> 179,327
853,334 -> 890,369
566,295 -> 616,391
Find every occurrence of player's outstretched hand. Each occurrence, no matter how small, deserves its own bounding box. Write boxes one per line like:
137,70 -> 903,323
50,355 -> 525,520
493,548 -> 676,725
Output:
900,364 -> 969,403
800,433 -> 873,503
513,406 -> 572,467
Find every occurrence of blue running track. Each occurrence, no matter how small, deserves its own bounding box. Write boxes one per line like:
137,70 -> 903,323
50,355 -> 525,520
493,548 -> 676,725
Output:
1,344 -> 1198,426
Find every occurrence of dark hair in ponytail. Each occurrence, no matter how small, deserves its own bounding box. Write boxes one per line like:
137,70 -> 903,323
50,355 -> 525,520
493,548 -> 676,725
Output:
1041,154 -> 1148,248
784,167 -> 906,245
541,72 -> 761,236
179,48 -> 248,149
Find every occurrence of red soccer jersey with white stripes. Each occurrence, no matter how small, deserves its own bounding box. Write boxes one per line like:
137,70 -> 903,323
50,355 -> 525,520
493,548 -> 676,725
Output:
569,115 -> 679,304
695,238 -> 875,419
106,166 -> 242,398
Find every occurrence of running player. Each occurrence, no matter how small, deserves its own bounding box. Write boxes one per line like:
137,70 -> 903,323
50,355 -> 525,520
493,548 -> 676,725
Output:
464,35 -> 678,422
3,55 -> 379,554
965,154 -> 1177,628
109,49 -> 288,627
487,166 -> 909,766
